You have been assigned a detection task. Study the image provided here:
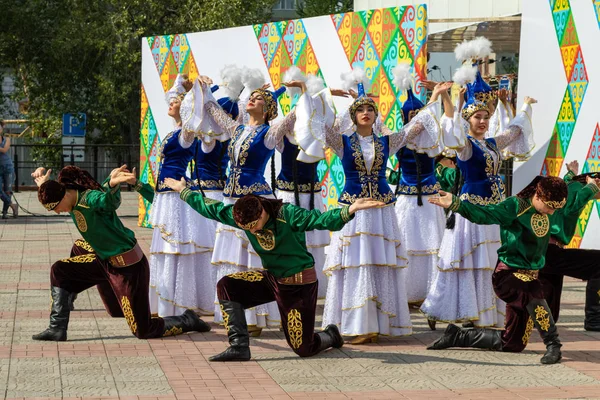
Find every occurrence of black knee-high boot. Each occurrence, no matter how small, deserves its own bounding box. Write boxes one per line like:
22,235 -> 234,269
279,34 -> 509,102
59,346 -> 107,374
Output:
427,324 -> 503,350
316,324 -> 344,353
32,286 -> 72,341
584,279 -> 600,332
526,299 -> 562,364
162,309 -> 211,336
209,300 -> 251,361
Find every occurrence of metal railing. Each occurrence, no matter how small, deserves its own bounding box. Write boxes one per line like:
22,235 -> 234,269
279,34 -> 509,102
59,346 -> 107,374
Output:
11,144 -> 139,191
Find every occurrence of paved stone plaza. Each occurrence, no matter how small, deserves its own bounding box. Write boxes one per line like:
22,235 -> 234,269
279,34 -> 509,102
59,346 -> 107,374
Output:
1,192 -> 599,400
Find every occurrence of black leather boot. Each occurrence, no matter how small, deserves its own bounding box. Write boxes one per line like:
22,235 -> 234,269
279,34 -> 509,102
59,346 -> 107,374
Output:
316,324 -> 344,352
32,286 -> 72,341
427,323 -> 503,350
526,299 -> 562,364
162,309 -> 211,336
209,300 -> 251,361
584,279 -> 600,332
68,293 -> 77,311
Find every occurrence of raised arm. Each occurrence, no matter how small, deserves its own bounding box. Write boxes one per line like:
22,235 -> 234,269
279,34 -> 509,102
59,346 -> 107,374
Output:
493,98 -> 536,158
264,110 -> 296,150
430,191 -> 518,226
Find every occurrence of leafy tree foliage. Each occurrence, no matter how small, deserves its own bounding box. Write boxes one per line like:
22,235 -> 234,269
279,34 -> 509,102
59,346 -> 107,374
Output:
296,0 -> 353,18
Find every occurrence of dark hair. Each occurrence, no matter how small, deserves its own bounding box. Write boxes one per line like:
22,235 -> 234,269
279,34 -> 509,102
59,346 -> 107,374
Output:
445,166 -> 463,229
394,149 -> 423,206
57,166 -> 102,192
270,154 -> 277,199
517,176 -> 568,204
233,195 -> 283,233
38,180 -> 66,210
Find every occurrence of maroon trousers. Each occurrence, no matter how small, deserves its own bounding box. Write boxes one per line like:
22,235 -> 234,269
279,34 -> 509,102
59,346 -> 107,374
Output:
492,263 -> 546,353
217,269 -> 321,357
51,240 -> 165,339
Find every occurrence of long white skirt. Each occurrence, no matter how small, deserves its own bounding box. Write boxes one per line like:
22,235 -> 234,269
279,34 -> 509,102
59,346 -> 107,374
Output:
148,191 -> 218,317
275,190 -> 330,299
322,204 -> 412,336
395,194 -> 445,304
420,213 -> 506,327
211,196 -> 280,328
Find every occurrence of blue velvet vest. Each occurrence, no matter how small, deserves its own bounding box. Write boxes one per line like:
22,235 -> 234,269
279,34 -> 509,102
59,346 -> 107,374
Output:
156,129 -> 195,193
395,148 -> 440,195
339,133 -> 395,205
276,136 -> 320,193
224,125 -> 274,198
457,136 -> 506,205
192,140 -> 230,191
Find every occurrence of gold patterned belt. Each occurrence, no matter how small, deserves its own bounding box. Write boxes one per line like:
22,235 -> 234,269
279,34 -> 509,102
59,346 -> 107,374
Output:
512,269 -> 539,282
108,243 -> 144,268
277,267 -> 317,285
549,237 -> 565,249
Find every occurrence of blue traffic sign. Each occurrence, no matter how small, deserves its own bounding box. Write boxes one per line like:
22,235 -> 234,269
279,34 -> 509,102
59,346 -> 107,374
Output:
62,113 -> 86,137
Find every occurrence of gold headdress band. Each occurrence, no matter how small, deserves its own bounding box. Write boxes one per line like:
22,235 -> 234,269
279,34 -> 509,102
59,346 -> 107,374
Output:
542,198 -> 567,210
43,201 -> 60,211
251,89 -> 278,121
349,97 -> 379,124
461,101 -> 490,120
236,218 -> 260,230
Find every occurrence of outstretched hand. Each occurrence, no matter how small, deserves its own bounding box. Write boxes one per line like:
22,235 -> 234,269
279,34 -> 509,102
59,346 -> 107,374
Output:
348,198 -> 386,214
428,190 -> 454,209
566,160 -> 579,175
109,165 -> 130,188
282,80 -> 307,93
31,167 -> 51,187
524,96 -> 537,105
197,75 -> 213,87
164,177 -> 187,193
332,88 -> 350,98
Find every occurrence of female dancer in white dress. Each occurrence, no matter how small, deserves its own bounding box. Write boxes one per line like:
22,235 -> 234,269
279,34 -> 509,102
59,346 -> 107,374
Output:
421,62 -> 535,328
181,72 -> 300,335
148,75 -> 217,317
294,69 -> 442,343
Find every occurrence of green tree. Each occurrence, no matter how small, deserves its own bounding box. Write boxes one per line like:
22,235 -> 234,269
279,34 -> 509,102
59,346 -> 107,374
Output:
0,0 -> 278,145
296,0 -> 353,18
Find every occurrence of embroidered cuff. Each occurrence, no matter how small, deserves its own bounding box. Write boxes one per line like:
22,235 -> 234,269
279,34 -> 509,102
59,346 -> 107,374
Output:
103,181 -> 120,194
133,179 -> 143,192
585,182 -> 600,196
449,195 -> 461,212
564,170 -> 575,182
340,206 -> 351,223
180,187 -> 193,203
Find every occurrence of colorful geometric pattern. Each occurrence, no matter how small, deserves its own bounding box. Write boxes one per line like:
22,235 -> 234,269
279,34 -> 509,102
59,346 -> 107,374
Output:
540,0 -> 589,177
567,123 -> 600,248
594,0 -> 600,28
253,6 -> 427,210
139,34 -> 199,226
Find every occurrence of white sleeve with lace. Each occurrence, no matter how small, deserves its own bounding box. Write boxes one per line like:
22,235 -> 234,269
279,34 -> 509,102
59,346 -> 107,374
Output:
494,103 -> 534,160
488,101 -> 514,139
264,110 -> 296,150
293,89 -> 337,162
387,101 -> 443,156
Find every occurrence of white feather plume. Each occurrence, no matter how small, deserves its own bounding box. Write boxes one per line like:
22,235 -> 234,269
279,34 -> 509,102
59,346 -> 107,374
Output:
340,67 -> 371,92
241,67 -> 266,92
283,66 -> 307,98
453,64 -> 477,85
306,74 -> 325,96
471,36 -> 493,59
391,62 -> 413,91
454,39 -> 477,62
219,64 -> 244,100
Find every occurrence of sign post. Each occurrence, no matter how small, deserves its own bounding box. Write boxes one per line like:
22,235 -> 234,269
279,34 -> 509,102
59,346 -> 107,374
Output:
62,113 -> 86,163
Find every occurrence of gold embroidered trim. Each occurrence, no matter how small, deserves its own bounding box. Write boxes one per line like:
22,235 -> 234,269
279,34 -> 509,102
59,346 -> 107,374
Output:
133,180 -> 143,191
516,198 -> 533,217
224,168 -> 271,197
276,179 -> 321,193
198,179 -> 224,189
534,305 -> 550,332
531,213 -> 550,238
522,317 -> 534,345
395,182 -> 441,195
228,270 -> 264,282
543,198 -> 566,209
43,201 -> 60,211
74,239 -> 94,253
340,206 -> 351,223
60,253 -> 96,263
513,270 -> 538,282
163,326 -> 183,336
449,195 -> 461,212
157,179 -> 196,191
254,229 -> 275,251
73,210 -> 88,233
220,304 -> 230,333
121,296 -> 137,334
237,219 -> 259,230
78,190 -> 91,208
287,309 -> 303,350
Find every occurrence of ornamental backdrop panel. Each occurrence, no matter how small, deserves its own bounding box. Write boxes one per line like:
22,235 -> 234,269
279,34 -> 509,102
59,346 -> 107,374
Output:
140,5 -> 428,226
517,0 -> 600,248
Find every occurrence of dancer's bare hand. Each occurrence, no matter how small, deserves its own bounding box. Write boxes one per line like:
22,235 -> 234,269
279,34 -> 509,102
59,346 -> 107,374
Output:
164,177 -> 187,193
348,198 -> 386,214
428,190 -> 454,209
332,88 -> 350,98
566,160 -> 579,175
524,96 -> 537,105
32,167 -> 51,187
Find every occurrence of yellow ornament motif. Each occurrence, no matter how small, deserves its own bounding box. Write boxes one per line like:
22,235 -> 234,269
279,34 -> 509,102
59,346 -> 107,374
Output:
74,239 -> 94,253
254,229 -> 275,251
121,296 -> 138,334
531,213 -> 550,238
228,270 -> 264,282
60,253 -> 96,263
220,304 -> 230,333
534,305 -> 550,331
163,326 -> 183,337
73,210 -> 88,233
522,317 -> 534,345
512,270 -> 538,282
287,309 -> 303,350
